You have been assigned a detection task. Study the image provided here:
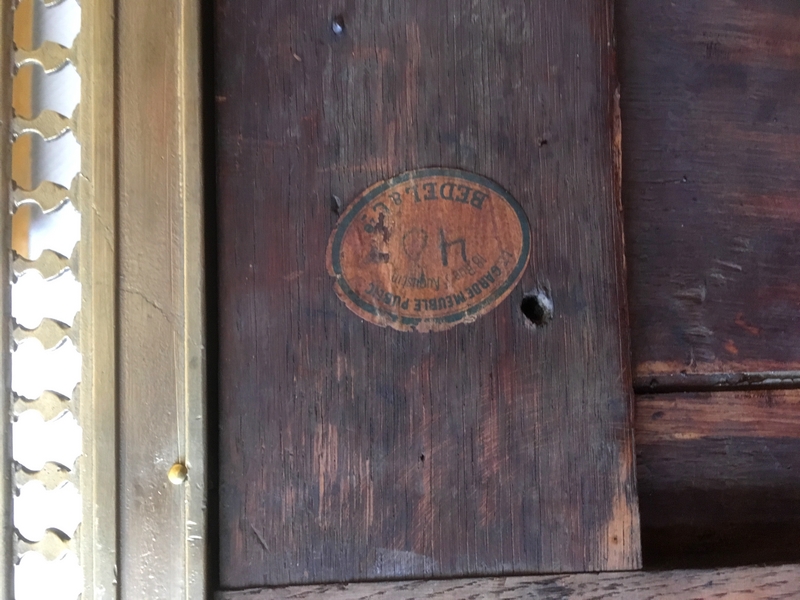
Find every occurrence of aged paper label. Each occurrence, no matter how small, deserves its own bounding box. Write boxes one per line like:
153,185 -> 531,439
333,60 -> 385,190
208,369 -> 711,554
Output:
326,168 -> 531,332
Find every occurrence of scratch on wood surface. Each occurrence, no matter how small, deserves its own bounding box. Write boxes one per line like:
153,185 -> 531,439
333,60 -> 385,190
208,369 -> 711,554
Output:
249,521 -> 269,552
735,312 -> 761,336
672,284 -> 706,304
121,286 -> 173,324
713,259 -> 743,272
724,339 -> 739,355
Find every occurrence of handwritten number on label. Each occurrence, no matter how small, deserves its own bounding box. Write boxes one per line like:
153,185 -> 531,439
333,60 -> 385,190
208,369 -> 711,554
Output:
439,228 -> 468,267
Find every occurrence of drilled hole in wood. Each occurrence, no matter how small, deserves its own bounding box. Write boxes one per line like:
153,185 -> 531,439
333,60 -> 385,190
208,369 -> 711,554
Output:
331,15 -> 345,35
521,289 -> 553,327
331,194 -> 342,215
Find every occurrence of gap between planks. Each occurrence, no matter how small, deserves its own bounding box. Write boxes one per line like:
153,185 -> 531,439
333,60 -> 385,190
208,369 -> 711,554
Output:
634,371 -> 800,394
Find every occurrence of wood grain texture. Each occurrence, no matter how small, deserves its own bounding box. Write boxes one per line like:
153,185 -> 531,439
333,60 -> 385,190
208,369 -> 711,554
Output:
618,0 -> 800,386
215,0 -> 639,588
217,564 -> 800,600
637,390 -> 800,568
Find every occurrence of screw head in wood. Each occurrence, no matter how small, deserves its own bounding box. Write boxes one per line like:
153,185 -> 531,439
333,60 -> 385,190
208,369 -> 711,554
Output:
168,462 -> 188,485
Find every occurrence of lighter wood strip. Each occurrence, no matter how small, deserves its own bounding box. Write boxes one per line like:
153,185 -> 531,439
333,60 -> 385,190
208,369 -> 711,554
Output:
636,390 -> 800,442
218,564 -> 800,600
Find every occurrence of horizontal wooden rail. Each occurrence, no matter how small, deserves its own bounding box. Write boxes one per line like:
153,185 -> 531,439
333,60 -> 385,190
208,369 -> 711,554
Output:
218,564 -> 800,599
637,390 -> 800,568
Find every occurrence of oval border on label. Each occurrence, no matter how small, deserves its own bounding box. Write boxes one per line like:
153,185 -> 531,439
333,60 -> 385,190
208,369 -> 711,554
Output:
326,168 -> 532,332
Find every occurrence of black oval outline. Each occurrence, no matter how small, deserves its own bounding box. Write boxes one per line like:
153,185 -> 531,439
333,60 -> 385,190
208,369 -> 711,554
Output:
329,168 -> 531,329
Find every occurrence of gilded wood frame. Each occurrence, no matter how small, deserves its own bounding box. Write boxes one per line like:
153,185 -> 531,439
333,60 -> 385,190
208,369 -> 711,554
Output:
0,0 -> 13,597
2,0 -> 206,597
114,0 -> 206,597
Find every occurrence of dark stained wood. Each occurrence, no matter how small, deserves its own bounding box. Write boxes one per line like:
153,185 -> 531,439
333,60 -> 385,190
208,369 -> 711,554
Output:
636,390 -> 800,568
216,564 -> 800,600
215,0 -> 639,588
619,0 -> 800,569
618,0 -> 800,387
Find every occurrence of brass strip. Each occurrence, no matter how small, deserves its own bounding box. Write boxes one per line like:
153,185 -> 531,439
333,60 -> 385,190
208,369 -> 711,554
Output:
78,0 -> 117,596
116,0 -> 205,597
0,0 -> 12,596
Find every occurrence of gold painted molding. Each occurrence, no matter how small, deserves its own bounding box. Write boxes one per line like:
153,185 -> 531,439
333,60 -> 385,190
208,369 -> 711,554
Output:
115,0 -> 206,598
78,0 -> 117,597
3,0 -> 205,597
0,0 -> 13,598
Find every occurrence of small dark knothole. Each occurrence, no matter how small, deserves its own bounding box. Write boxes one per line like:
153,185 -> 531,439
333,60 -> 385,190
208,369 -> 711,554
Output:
419,454 -> 425,463
682,175 -> 688,183
537,138 -> 548,147
520,289 -> 553,327
331,15 -> 345,35
651,411 -> 665,421
331,194 -> 343,215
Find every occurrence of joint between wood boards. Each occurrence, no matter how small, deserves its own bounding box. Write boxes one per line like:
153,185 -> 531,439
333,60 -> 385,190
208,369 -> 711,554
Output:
634,371 -> 800,394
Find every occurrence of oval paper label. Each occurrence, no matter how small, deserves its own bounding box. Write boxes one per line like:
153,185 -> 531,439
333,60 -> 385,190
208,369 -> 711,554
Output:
326,168 -> 531,332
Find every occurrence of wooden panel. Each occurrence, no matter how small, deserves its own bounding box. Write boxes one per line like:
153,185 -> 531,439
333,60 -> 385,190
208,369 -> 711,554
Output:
215,0 -> 639,588
217,564 -> 800,600
636,390 -> 800,568
618,0 -> 800,386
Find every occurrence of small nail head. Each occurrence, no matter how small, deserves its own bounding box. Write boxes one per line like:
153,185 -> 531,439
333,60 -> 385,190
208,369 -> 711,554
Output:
168,462 -> 188,485
332,17 -> 345,35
